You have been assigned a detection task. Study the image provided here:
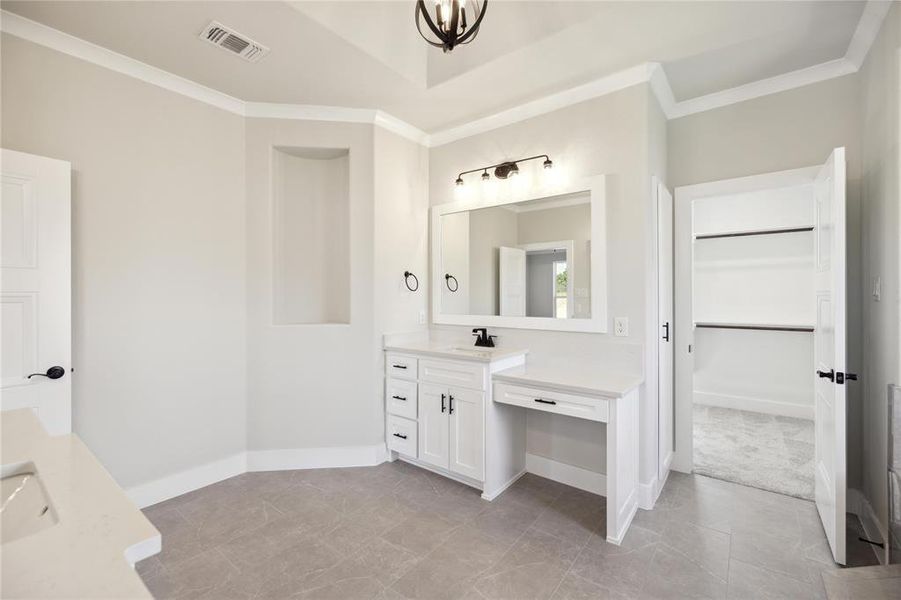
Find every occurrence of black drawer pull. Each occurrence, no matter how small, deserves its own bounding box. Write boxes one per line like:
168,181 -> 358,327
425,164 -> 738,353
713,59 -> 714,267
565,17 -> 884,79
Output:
534,398 -> 557,405
392,433 -> 408,440
392,364 -> 408,369
391,395 -> 407,401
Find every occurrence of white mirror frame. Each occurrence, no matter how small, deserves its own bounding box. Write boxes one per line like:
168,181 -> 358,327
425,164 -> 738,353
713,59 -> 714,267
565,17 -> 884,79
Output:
431,174 -> 608,333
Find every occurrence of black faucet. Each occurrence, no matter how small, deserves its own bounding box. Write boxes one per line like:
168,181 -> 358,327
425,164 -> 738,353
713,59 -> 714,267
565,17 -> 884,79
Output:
472,328 -> 496,348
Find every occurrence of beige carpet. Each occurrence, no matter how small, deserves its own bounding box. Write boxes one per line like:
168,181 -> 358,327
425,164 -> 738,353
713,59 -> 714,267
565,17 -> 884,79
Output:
693,404 -> 815,500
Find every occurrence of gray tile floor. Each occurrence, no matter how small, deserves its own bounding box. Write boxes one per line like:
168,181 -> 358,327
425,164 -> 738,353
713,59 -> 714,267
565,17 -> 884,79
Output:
694,404 -> 815,500
137,461 -> 878,600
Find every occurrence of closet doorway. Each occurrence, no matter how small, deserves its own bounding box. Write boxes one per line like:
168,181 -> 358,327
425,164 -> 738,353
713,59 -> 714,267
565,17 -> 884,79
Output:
674,148 -> 850,564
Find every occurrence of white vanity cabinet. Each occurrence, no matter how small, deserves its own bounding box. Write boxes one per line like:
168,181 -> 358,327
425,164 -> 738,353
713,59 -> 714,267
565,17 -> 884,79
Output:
418,383 -> 485,480
383,344 -> 527,492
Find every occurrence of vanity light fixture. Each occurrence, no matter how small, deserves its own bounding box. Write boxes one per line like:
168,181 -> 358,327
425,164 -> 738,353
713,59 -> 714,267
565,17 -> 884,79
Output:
415,0 -> 488,53
454,154 -> 553,186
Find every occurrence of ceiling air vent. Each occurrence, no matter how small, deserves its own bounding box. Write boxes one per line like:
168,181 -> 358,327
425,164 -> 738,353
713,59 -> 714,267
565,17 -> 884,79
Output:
199,21 -> 269,63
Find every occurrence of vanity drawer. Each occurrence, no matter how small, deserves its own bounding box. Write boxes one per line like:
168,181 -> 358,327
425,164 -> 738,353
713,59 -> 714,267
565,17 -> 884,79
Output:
420,359 -> 486,391
493,382 -> 609,423
387,378 -> 417,420
386,353 -> 418,380
387,415 -> 417,458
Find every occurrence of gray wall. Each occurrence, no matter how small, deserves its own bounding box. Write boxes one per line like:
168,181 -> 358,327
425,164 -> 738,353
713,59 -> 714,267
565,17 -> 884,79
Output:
0,34 -> 247,488
429,84 -> 656,481
858,2 -> 901,536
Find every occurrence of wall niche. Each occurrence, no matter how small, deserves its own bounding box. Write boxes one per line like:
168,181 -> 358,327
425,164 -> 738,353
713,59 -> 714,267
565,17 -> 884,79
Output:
272,146 -> 350,325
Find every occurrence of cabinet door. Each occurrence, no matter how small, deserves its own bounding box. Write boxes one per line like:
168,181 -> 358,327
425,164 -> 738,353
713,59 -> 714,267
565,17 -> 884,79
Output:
418,383 -> 449,470
448,387 -> 484,481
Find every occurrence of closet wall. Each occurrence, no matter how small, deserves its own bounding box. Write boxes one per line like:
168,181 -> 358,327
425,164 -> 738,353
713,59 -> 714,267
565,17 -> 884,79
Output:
692,184 -> 816,419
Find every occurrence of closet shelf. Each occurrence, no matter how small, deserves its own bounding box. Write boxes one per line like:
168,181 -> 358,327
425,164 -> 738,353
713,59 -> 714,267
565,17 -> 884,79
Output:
694,321 -> 815,332
694,226 -> 814,240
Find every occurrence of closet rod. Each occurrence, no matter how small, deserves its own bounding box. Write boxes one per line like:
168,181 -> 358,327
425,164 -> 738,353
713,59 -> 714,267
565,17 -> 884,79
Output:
695,322 -> 814,333
695,226 -> 814,240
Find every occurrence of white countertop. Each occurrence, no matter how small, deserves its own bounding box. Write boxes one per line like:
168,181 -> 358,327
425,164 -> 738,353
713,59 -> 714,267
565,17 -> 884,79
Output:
1,409 -> 160,599
493,361 -> 643,398
385,339 -> 529,363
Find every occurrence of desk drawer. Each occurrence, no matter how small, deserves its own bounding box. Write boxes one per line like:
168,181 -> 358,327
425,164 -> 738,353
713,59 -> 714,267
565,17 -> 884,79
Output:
387,378 -> 417,420
387,414 -> 417,458
420,359 -> 486,391
386,353 -> 418,380
494,382 -> 609,423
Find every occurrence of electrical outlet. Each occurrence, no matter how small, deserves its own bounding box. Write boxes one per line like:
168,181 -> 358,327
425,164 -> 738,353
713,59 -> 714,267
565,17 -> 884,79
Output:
419,309 -> 427,325
614,317 -> 629,337
873,276 -> 882,302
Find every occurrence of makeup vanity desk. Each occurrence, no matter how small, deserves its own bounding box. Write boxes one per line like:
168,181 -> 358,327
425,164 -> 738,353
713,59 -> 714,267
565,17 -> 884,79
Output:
383,341 -> 642,544
492,362 -> 642,544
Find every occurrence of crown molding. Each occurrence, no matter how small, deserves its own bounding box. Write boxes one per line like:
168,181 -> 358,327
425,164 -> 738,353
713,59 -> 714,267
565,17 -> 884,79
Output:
374,111 -> 432,145
245,101 -> 376,123
663,0 -> 890,120
428,63 -> 656,147
1,2 -> 892,146
0,9 -> 431,146
666,58 -> 858,120
845,0 -> 894,70
0,9 -> 246,116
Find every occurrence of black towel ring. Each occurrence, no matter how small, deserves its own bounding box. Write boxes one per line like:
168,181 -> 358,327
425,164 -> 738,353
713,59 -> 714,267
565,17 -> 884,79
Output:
403,271 -> 419,292
444,274 -> 459,292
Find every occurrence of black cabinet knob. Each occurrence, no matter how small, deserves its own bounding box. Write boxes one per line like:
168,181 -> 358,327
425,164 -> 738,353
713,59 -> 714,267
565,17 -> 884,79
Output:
28,366 -> 66,380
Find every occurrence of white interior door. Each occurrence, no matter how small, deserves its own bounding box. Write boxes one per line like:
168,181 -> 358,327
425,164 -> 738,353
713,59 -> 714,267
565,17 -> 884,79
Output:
657,183 -> 675,481
448,388 -> 484,481
499,246 -> 526,317
418,383 -> 449,470
1,149 -> 71,435
813,147 -> 848,565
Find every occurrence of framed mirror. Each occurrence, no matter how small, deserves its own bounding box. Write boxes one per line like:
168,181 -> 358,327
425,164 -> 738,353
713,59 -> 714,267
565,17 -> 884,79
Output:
431,175 -> 607,332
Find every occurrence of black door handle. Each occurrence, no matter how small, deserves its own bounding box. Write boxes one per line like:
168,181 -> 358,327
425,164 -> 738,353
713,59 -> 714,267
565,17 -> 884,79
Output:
392,433 -> 407,440
534,398 -> 557,405
27,366 -> 66,380
392,395 -> 407,401
441,393 -> 446,413
817,369 -> 835,381
449,395 -> 455,414
662,322 -> 670,342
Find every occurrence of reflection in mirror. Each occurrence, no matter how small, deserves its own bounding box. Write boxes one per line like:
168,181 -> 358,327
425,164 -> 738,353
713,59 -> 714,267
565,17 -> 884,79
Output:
440,192 -> 590,319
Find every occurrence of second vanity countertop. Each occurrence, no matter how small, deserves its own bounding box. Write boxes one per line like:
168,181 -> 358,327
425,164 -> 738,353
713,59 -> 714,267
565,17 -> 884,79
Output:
493,362 -> 644,399
1,409 -> 160,599
384,339 -> 529,363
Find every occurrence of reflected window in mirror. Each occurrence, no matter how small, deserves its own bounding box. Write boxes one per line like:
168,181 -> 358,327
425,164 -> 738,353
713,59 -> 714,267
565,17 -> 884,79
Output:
438,192 -> 591,320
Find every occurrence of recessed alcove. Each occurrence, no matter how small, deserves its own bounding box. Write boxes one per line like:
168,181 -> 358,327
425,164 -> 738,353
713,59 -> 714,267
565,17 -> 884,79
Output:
272,146 -> 350,325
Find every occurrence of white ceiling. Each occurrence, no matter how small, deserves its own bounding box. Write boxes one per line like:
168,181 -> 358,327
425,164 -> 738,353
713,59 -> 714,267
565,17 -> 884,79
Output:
1,1 -> 867,132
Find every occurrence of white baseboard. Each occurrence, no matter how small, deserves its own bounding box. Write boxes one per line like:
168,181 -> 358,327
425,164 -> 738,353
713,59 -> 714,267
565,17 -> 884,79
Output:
482,469 -> 527,501
525,453 -> 606,496
848,487 -> 887,565
126,452 -> 247,509
246,444 -> 387,472
694,391 -> 814,420
638,465 -> 671,510
126,444 -> 389,509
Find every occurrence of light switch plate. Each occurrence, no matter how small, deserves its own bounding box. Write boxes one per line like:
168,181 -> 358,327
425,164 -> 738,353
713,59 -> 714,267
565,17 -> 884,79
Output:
873,276 -> 882,301
614,317 -> 629,337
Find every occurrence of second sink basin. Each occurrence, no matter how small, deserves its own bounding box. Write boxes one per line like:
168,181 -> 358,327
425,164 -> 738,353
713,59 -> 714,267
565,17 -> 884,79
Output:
1,461 -> 58,544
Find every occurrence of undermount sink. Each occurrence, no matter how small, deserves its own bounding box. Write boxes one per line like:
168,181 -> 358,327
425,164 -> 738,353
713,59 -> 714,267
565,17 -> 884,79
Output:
444,346 -> 495,357
1,462 -> 58,544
